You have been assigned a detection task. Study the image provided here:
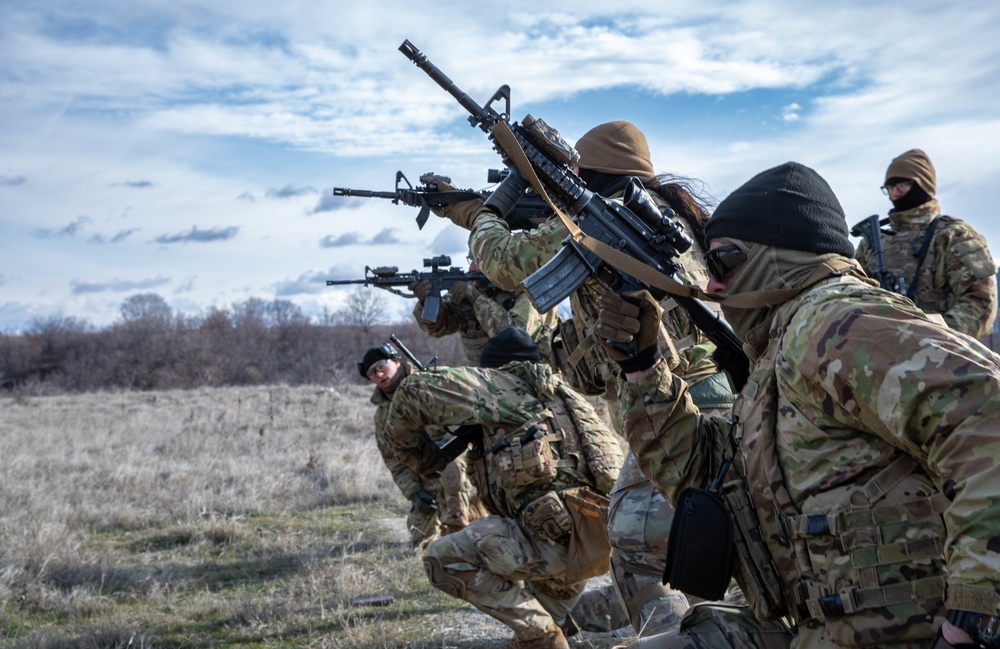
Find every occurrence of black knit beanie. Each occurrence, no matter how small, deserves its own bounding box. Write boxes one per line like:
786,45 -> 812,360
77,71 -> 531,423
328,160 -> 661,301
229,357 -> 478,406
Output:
479,327 -> 540,369
705,162 -> 854,258
357,344 -> 397,378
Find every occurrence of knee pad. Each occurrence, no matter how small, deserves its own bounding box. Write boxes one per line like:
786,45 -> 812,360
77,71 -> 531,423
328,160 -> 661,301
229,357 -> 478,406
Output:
422,556 -> 467,599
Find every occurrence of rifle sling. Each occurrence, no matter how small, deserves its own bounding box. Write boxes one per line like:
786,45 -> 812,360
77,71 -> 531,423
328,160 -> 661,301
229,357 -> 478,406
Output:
906,217 -> 940,301
490,122 -> 716,303
490,122 -> 860,310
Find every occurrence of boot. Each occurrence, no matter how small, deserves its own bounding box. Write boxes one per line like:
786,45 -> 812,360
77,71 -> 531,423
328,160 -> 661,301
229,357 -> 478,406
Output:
503,623 -> 570,649
570,586 -> 631,632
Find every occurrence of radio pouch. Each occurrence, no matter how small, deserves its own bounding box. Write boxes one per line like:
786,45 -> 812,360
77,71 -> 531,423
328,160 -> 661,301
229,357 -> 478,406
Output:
662,486 -> 735,601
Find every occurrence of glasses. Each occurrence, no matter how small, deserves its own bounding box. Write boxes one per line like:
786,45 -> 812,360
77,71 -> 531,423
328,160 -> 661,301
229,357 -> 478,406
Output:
704,245 -> 747,283
880,179 -> 912,196
366,359 -> 391,380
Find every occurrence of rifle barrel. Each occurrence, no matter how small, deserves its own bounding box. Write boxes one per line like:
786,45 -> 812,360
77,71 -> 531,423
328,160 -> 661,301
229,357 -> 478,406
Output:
398,40 -> 495,129
333,188 -> 399,200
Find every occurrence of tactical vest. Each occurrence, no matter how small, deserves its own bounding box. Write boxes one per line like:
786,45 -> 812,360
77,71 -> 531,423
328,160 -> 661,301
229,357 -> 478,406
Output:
729,285 -> 948,646
467,366 -> 618,520
881,214 -> 955,315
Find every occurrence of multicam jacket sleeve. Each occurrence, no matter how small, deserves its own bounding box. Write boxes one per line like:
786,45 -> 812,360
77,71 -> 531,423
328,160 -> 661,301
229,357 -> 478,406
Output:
622,276 -> 1000,615
371,390 -> 424,500
382,366 -> 546,470
412,294 -> 478,338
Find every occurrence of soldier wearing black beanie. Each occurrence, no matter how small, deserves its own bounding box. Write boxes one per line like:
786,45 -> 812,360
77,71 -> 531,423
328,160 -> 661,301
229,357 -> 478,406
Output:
705,161 -> 855,258
479,327 -> 541,369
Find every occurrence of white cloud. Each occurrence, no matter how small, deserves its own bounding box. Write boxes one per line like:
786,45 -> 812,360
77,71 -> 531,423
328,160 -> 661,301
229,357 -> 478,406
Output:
1,0 -> 999,330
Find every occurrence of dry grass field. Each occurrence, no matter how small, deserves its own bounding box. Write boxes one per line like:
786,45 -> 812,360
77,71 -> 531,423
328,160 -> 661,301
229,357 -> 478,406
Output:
0,384 -> 633,648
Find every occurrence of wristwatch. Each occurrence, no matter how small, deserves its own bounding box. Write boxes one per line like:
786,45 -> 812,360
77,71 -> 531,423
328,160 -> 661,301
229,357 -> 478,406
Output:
947,610 -> 1000,648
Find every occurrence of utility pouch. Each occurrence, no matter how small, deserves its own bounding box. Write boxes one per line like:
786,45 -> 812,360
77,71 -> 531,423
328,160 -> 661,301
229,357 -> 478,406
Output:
562,486 -> 612,583
662,487 -> 735,601
722,480 -> 787,620
521,490 -> 572,542
492,424 -> 558,492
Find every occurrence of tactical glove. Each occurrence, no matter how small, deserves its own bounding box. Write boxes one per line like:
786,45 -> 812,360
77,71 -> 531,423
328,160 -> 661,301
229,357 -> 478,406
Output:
426,176 -> 488,231
410,489 -> 438,515
448,280 -> 481,305
408,279 -> 433,301
594,290 -> 663,374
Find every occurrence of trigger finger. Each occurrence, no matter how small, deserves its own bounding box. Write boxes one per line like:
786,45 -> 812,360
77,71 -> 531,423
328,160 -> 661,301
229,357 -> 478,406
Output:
599,292 -> 641,318
594,321 -> 634,345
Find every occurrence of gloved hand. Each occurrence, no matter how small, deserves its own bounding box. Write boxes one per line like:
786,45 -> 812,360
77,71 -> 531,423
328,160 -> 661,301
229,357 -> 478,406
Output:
410,489 -> 438,515
407,279 -> 433,301
594,290 -> 664,374
426,175 -> 488,231
448,280 -> 481,305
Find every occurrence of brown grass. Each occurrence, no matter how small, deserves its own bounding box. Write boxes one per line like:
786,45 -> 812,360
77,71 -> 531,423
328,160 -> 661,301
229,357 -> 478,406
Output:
0,385 -> 631,648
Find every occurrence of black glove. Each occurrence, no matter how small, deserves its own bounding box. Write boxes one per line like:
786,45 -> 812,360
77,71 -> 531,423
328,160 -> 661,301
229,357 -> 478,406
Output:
408,279 -> 433,301
594,290 -> 663,373
410,489 -> 438,515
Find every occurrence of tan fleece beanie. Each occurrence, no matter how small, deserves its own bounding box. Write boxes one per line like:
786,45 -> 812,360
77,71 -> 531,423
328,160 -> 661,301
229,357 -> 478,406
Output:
885,148 -> 936,196
574,121 -> 656,178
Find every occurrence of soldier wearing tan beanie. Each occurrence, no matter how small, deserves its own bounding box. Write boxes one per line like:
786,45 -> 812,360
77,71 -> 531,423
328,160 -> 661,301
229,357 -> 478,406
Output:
855,148 -> 997,337
885,148 -> 936,199
574,121 -> 656,179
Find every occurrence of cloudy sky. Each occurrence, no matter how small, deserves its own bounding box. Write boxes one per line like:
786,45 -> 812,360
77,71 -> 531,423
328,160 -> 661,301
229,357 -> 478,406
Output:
2,1 -> 999,333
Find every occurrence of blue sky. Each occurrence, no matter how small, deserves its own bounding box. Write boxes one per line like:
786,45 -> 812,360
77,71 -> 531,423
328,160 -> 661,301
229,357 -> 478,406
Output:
2,1 -> 999,332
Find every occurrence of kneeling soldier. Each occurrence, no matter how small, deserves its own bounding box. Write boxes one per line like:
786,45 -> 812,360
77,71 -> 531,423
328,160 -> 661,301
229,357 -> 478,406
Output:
384,327 -> 624,649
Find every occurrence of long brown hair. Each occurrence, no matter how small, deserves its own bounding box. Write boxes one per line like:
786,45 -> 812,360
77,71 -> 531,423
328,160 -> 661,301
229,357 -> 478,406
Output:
645,174 -> 715,248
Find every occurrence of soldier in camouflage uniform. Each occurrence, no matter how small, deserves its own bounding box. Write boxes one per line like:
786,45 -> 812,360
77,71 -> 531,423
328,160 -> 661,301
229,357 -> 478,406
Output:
432,121 -> 735,638
383,327 -> 625,649
408,260 -> 558,367
360,344 -> 483,547
594,161 -> 1000,648
855,148 -> 997,338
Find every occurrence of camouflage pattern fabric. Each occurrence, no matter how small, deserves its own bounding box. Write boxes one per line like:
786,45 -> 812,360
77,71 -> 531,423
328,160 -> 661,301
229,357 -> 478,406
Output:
384,362 -> 623,506
414,285 -> 559,366
423,516 -> 585,642
472,289 -> 560,365
855,199 -> 997,338
412,293 -> 488,366
625,603 -> 793,649
370,381 -> 483,547
621,274 -> 1000,647
467,192 -> 734,638
382,361 -> 623,641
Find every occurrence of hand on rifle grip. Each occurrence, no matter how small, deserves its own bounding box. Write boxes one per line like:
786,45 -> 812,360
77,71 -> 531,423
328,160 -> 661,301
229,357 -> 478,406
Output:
426,176 -> 488,230
408,279 -> 433,300
448,281 -> 481,305
595,290 -> 663,374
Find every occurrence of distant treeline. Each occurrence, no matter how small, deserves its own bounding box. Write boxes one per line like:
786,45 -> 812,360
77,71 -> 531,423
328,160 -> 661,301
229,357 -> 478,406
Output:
0,292 -> 464,393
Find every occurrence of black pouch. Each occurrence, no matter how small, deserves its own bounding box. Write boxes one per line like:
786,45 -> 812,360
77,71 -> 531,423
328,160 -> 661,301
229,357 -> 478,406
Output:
662,486 -> 735,601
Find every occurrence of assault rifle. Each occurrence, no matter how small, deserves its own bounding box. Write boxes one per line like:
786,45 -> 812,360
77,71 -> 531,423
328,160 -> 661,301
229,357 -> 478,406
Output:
326,255 -> 487,322
388,333 -> 438,372
388,333 -> 482,471
850,214 -> 906,294
399,40 -> 750,390
333,170 -> 550,231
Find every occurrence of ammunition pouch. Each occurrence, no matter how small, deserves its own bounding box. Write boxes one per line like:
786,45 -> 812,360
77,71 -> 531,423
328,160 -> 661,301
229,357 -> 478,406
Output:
563,486 -> 612,582
722,480 -> 788,620
662,487 -> 734,601
521,490 -> 572,542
